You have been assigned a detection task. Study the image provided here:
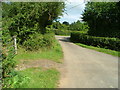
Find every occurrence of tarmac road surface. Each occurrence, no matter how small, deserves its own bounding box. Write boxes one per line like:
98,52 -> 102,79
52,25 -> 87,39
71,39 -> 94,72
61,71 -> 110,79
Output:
55,36 -> 118,88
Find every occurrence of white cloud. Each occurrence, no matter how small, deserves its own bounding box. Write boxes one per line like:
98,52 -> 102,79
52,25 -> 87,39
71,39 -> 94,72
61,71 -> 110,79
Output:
66,0 -> 84,2
59,14 -> 83,24
59,0 -> 85,23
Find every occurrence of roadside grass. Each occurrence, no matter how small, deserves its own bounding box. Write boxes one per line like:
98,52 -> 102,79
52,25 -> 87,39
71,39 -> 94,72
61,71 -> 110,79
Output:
18,67 -> 60,88
13,38 -> 62,88
14,39 -> 63,64
75,43 -> 120,57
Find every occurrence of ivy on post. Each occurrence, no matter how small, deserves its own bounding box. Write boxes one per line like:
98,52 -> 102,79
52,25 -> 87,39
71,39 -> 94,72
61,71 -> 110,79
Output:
13,35 -> 17,54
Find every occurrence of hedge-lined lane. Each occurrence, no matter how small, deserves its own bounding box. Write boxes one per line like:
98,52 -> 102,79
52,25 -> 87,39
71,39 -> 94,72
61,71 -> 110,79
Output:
70,32 -> 120,51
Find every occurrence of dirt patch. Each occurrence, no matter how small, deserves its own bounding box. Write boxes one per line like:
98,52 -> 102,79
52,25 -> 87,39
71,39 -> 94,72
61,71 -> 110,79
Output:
15,59 -> 67,88
15,59 -> 65,71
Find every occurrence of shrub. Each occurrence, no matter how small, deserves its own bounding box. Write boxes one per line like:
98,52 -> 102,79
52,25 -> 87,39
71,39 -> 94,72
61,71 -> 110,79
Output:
2,25 -> 18,88
70,32 -> 120,51
2,71 -> 30,88
42,33 -> 55,48
2,22 -> 29,88
23,33 -> 44,51
23,33 -> 55,51
53,29 -> 71,35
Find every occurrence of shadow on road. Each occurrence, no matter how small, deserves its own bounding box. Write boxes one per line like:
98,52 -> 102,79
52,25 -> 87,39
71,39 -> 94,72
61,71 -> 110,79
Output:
59,37 -> 71,42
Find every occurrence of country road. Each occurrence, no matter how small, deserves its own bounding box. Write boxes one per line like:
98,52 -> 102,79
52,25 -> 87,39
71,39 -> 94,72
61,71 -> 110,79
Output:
55,36 -> 118,88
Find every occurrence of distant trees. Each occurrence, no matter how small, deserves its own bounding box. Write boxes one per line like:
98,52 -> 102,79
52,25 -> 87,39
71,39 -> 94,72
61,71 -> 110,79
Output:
82,2 -> 120,38
52,21 -> 68,30
63,21 -> 69,25
68,20 -> 89,31
52,21 -> 61,29
52,20 -> 89,32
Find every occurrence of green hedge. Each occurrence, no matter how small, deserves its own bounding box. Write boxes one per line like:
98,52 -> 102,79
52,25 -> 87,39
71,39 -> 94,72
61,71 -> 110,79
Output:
23,33 -> 55,51
52,29 -> 87,36
53,29 -> 71,35
70,32 -> 120,51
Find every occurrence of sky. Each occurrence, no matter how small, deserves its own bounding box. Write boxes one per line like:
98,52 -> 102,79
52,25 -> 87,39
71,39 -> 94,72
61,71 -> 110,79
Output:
59,0 -> 86,24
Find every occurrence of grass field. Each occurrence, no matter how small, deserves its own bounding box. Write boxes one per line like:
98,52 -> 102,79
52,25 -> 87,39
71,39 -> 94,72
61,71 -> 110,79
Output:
76,43 -> 120,57
18,67 -> 60,88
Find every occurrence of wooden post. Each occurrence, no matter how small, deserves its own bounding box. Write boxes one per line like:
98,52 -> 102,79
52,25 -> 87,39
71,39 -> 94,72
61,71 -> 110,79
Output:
13,35 -> 17,54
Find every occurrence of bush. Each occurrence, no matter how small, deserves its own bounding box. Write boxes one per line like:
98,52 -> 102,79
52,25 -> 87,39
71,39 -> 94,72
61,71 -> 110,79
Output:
23,33 -> 44,51
70,32 -> 120,51
3,71 -> 30,88
2,25 -> 18,88
23,33 -> 55,51
53,29 -> 71,35
42,33 -> 55,48
2,20 -> 29,89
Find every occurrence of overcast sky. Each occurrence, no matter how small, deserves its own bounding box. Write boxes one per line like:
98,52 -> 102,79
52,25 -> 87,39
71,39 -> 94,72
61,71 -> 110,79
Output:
59,0 -> 86,24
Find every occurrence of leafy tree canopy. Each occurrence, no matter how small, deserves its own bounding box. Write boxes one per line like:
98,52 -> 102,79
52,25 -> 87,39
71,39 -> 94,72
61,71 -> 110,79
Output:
2,2 -> 65,43
68,20 -> 88,31
82,2 -> 120,38
62,21 -> 69,25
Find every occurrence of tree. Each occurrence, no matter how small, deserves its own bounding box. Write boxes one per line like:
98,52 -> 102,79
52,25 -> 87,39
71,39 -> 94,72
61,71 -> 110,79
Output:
63,21 -> 69,25
2,2 -> 65,44
82,2 -> 120,38
52,21 -> 61,29
68,20 -> 88,31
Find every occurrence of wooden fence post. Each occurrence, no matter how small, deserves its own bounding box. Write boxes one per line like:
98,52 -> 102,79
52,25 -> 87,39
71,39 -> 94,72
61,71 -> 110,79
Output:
13,35 -> 17,54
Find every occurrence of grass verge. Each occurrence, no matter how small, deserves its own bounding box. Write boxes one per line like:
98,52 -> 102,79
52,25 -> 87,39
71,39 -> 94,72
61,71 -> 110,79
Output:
17,67 -> 60,88
76,43 -> 120,57
12,37 -> 63,88
14,39 -> 63,64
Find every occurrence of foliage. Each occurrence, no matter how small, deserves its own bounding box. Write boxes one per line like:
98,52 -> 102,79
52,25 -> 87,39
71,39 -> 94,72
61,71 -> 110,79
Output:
53,29 -> 71,35
62,21 -> 69,25
2,18 -> 29,88
42,33 -> 55,48
2,17 -> 16,78
2,71 -> 30,88
2,18 -> 18,88
22,33 -> 43,51
2,2 -> 65,88
52,21 -> 61,29
51,20 -> 88,35
82,2 -> 120,38
23,33 -> 55,51
52,20 -> 89,32
52,21 -> 68,30
70,32 -> 120,51
68,20 -> 89,31
52,29 -> 88,36
14,38 -> 63,63
2,2 -> 65,44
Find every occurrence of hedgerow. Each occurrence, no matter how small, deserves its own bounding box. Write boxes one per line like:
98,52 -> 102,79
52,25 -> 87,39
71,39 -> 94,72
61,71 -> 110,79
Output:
2,21 -> 29,88
70,32 -> 120,51
53,29 -> 71,35
23,33 -> 55,51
